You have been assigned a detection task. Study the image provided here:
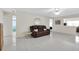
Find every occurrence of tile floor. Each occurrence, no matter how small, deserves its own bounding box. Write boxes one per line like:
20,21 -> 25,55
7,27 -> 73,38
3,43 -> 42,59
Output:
2,32 -> 79,51
3,32 -> 16,51
16,32 -> 79,51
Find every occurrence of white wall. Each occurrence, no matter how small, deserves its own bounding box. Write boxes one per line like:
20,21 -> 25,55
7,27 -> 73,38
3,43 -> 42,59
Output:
3,13 -> 13,37
64,17 -> 79,21
53,17 -> 78,35
0,10 -> 13,38
0,10 -> 3,23
53,25 -> 76,35
16,11 -> 50,37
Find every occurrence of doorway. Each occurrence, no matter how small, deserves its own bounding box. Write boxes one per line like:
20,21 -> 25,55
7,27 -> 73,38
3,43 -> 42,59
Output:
49,18 -> 53,31
12,15 -> 16,46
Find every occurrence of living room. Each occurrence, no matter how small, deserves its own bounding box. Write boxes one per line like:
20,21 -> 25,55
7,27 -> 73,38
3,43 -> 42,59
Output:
1,0 -> 79,59
16,8 -> 79,51
0,8 -> 79,51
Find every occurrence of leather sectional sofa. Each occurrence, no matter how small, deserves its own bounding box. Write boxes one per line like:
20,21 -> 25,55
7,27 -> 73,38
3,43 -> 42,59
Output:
30,25 -> 50,38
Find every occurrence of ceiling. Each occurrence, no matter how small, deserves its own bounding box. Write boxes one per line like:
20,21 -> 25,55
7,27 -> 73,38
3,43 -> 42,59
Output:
1,8 -> 79,18
1,8 -> 16,14
16,8 -> 79,17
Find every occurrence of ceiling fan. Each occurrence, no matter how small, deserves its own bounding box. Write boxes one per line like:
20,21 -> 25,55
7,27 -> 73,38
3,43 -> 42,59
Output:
48,8 -> 66,16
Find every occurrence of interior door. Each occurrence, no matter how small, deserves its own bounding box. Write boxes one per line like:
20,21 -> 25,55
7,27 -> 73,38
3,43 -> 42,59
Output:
0,23 -> 3,51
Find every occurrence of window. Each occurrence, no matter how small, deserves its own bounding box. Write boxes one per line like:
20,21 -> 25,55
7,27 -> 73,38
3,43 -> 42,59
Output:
12,15 -> 16,32
64,19 -> 79,27
49,19 -> 53,27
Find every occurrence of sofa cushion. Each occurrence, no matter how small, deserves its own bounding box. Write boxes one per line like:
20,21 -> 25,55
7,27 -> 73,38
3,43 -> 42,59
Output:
34,29 -> 38,32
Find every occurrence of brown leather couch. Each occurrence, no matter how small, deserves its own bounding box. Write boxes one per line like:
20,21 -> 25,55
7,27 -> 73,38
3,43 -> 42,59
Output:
30,25 -> 50,38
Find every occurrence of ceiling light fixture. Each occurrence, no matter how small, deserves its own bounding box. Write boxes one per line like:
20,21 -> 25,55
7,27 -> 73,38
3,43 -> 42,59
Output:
55,8 -> 60,12
54,8 -> 61,15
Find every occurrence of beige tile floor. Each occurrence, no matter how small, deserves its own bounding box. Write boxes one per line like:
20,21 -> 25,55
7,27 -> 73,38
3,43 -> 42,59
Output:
2,32 -> 79,51
16,32 -> 79,51
3,32 -> 16,51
